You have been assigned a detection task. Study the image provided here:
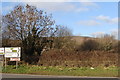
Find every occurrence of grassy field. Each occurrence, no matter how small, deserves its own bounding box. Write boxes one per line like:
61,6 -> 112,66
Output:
2,65 -> 118,77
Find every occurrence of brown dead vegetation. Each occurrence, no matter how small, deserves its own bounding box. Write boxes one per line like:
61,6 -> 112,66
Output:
38,49 -> 118,67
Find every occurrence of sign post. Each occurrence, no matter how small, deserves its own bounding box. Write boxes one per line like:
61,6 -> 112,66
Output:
0,48 -> 5,69
10,57 -> 20,69
16,61 -> 18,69
5,47 -> 21,69
5,57 -> 6,70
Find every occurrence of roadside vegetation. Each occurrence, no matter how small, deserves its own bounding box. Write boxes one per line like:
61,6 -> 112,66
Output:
1,4 -> 119,77
2,65 -> 118,77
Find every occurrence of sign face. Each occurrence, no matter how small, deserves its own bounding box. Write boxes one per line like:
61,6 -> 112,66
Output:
10,58 -> 20,61
5,47 -> 21,58
0,48 -> 4,55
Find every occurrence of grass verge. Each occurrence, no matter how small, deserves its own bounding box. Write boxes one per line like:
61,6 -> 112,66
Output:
2,65 -> 118,77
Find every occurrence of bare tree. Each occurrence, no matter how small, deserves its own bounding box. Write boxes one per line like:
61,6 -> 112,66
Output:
3,4 -> 58,63
53,25 -> 75,50
56,25 -> 72,37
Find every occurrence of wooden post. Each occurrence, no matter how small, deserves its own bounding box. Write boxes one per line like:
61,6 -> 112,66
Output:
5,57 -> 6,70
4,47 -> 6,70
16,61 -> 18,69
0,55 -> 3,72
2,55 -> 3,69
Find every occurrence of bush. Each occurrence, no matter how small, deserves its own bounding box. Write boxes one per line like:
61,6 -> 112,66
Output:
77,39 -> 99,51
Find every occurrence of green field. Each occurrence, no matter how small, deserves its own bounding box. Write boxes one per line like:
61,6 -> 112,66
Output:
2,65 -> 118,77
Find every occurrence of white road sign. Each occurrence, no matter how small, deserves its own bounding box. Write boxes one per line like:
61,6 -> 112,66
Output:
0,48 -> 4,55
5,47 -> 21,58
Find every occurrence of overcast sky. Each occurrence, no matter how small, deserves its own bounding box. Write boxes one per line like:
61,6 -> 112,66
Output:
1,1 -> 118,38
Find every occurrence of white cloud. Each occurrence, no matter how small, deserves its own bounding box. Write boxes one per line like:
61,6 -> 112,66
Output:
111,18 -> 118,23
78,15 -> 118,27
108,29 -> 119,39
110,29 -> 118,33
77,20 -> 100,26
91,29 -> 119,39
96,15 -> 118,24
110,29 -> 118,37
2,2 -> 98,13
26,2 -> 98,13
91,32 -> 105,38
75,7 -> 89,12
80,2 -> 98,7
27,2 -> 75,12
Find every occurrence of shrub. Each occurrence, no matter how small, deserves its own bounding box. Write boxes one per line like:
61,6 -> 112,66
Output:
77,39 -> 99,51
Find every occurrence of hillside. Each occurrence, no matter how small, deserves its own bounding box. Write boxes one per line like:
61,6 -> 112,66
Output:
71,36 -> 96,45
